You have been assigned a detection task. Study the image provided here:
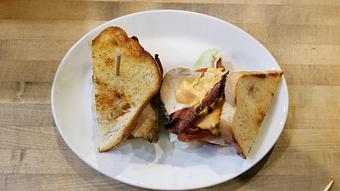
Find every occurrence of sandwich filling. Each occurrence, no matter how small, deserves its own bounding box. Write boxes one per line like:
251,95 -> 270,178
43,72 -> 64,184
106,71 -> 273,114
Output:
161,48 -> 229,143
165,67 -> 227,142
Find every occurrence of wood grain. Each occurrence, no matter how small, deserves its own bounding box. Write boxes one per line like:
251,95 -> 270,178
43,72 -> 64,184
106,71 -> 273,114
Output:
0,0 -> 339,190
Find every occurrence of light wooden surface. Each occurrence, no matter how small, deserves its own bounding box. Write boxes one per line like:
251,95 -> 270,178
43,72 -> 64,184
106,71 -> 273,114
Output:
1,0 -> 339,190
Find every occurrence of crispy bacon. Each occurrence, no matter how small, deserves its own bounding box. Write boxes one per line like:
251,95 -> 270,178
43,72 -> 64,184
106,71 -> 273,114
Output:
168,116 -> 216,142
178,129 -> 216,142
170,108 -> 192,121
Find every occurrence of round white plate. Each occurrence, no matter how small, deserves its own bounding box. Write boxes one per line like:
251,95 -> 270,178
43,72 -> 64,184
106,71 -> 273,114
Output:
51,10 -> 288,190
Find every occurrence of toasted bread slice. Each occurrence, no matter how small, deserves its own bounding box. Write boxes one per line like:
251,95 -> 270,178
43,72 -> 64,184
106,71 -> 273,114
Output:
131,103 -> 159,142
92,26 -> 161,152
220,70 -> 283,158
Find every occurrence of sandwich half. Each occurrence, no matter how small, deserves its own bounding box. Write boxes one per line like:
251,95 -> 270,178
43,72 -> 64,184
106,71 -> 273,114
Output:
91,26 -> 161,152
220,70 -> 283,158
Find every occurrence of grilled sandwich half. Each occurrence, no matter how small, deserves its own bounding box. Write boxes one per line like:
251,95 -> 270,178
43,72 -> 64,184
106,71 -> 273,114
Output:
220,70 -> 282,158
91,26 -> 161,152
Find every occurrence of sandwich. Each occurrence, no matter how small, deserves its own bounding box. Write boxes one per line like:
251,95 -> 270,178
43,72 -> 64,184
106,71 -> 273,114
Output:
160,49 -> 229,146
160,48 -> 283,157
220,71 -> 283,158
91,26 -> 162,152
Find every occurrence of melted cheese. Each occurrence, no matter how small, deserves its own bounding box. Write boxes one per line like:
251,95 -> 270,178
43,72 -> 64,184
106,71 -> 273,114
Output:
175,68 -> 225,106
194,99 -> 224,130
195,106 -> 222,129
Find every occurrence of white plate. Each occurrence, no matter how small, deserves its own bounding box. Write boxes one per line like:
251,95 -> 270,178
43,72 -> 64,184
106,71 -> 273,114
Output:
51,10 -> 288,190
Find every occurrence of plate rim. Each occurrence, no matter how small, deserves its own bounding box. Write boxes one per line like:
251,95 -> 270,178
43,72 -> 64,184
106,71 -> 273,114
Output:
51,9 -> 289,190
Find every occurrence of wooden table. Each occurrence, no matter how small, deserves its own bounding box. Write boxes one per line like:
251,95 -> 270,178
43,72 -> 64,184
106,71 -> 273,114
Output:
1,0 -> 339,190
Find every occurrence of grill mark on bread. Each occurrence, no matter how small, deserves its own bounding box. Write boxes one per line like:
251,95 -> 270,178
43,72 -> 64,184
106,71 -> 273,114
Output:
94,79 -> 131,122
95,91 -> 131,122
104,57 -> 114,65
256,74 -> 266,78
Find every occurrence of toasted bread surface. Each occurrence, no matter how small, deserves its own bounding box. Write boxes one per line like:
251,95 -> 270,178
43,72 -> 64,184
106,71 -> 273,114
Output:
220,70 -> 282,157
92,26 -> 161,152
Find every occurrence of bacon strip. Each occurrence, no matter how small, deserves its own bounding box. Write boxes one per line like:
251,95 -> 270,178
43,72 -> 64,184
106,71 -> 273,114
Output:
168,114 -> 216,142
177,129 -> 215,142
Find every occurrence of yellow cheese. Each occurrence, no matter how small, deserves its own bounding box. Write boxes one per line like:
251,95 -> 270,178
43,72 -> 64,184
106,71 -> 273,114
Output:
195,106 -> 222,129
194,99 -> 224,130
175,78 -> 201,106
175,68 -> 225,106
